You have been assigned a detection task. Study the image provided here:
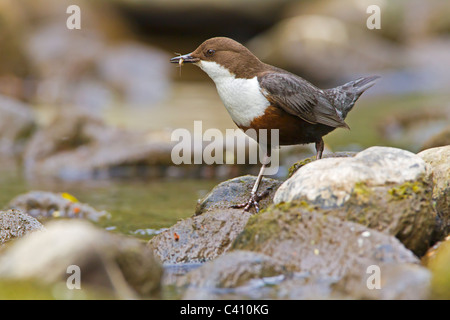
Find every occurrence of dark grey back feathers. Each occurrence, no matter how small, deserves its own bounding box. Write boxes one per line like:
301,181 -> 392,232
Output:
258,72 -> 349,128
258,71 -> 379,128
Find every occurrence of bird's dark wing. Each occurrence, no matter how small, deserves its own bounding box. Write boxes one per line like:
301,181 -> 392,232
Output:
258,72 -> 348,128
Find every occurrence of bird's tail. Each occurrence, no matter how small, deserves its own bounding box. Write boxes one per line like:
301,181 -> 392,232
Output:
325,76 -> 380,119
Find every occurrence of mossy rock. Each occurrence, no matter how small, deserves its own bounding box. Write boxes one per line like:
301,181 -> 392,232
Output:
287,151 -> 356,178
343,179 -> 436,256
418,146 -> 450,239
148,208 -> 252,264
232,206 -> 418,277
424,236 -> 450,299
275,147 -> 438,256
195,175 -> 283,215
273,179 -> 436,256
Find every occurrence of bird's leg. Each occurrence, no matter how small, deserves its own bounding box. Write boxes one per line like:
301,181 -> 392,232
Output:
231,154 -> 271,213
315,139 -> 324,160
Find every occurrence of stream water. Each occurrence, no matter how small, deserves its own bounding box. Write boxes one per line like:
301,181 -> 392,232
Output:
0,163 -> 218,241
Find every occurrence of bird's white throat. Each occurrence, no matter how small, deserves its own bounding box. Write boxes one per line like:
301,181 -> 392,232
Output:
196,60 -> 269,127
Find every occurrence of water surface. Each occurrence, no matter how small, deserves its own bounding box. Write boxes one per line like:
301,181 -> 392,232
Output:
0,163 -> 218,241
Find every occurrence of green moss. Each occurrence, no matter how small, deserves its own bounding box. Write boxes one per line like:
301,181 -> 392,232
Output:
352,181 -> 373,203
287,157 -> 314,178
427,238 -> 450,299
272,200 -> 314,213
232,211 -> 281,250
0,279 -> 115,300
388,181 -> 426,201
233,204 -> 310,250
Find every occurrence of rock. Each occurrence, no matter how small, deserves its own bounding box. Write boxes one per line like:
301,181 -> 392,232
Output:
423,236 -> 450,299
287,0 -> 450,44
257,1 -> 450,95
149,175 -> 282,264
148,208 -> 251,264
287,151 -> 356,178
182,251 -> 286,291
247,14 -> 401,84
18,0 -> 171,108
26,22 -> 107,108
182,256 -> 430,300
97,43 -> 170,106
183,250 -> 286,288
232,206 -> 419,277
181,251 -> 287,300
334,262 -> 431,300
418,145 -> 450,238
420,126 -> 450,151
275,147 -> 428,207
8,191 -> 109,222
274,146 -> 437,255
272,262 -> 430,300
0,220 -> 163,298
195,175 -> 282,215
22,110 -> 276,181
378,107 -> 450,152
0,95 -> 36,157
23,110 -> 174,180
178,205 -> 429,300
0,209 -> 44,245
266,273 -> 340,300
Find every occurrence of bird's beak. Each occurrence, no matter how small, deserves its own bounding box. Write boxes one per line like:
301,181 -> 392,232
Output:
170,53 -> 200,64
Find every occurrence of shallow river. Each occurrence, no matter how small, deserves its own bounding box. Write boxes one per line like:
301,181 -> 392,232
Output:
0,163 -> 218,241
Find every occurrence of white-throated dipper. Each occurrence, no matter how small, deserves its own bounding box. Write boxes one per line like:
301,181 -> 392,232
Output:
171,37 -> 379,212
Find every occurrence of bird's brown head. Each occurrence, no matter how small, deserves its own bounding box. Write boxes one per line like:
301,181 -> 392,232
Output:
170,37 -> 264,79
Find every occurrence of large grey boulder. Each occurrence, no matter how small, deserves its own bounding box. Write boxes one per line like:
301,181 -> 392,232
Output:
274,147 -> 437,255
232,206 -> 419,277
180,205 -> 430,300
195,175 -> 282,215
274,147 -> 428,207
182,250 -> 286,289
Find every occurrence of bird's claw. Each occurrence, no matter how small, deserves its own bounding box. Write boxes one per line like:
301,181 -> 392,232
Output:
231,188 -> 272,214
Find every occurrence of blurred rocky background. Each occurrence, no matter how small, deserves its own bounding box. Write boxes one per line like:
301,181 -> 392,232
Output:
0,0 -> 449,223
0,0 -> 449,300
0,0 -> 449,169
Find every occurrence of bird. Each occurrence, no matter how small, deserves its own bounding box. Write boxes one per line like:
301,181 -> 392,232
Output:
170,37 -> 379,213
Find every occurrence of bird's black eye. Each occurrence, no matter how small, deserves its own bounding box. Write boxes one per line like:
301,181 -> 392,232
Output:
206,49 -> 215,57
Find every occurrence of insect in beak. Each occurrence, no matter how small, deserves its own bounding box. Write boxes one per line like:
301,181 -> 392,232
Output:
174,52 -> 184,76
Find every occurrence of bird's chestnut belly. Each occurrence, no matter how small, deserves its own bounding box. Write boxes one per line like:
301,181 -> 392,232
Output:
238,105 -> 337,146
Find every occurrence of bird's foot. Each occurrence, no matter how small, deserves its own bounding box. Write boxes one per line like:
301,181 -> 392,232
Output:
231,188 -> 272,213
